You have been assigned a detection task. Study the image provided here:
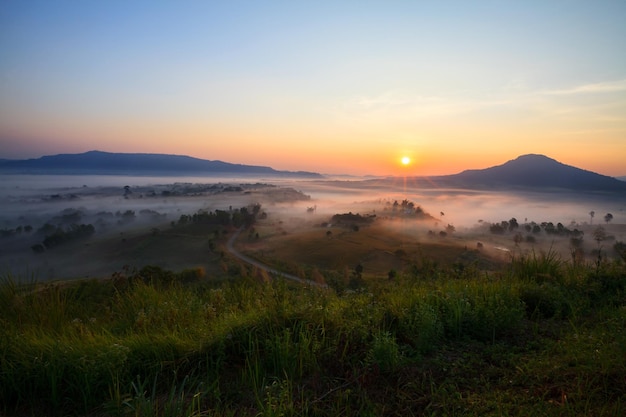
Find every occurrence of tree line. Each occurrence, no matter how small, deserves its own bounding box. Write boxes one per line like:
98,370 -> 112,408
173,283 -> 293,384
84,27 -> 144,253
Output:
175,203 -> 264,230
31,223 -> 95,253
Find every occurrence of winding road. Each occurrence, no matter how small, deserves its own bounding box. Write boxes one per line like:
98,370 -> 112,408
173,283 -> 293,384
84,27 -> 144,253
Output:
226,228 -> 327,288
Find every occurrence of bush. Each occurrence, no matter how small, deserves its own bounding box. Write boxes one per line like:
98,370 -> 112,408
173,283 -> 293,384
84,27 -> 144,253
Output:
396,301 -> 443,354
520,283 -> 572,319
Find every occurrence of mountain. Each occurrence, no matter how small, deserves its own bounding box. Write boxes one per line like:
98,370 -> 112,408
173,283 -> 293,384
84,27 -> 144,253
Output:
0,150 -> 323,178
429,154 -> 626,192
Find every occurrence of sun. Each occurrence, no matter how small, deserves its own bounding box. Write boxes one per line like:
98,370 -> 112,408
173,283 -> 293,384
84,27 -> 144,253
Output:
401,156 -> 411,166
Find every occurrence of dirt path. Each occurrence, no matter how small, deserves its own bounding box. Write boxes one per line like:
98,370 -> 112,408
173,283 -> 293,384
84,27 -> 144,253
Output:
226,228 -> 327,288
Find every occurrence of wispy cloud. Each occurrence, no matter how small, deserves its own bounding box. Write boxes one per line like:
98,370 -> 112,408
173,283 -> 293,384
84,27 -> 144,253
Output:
543,79 -> 626,95
336,78 -> 626,124
336,92 -> 514,121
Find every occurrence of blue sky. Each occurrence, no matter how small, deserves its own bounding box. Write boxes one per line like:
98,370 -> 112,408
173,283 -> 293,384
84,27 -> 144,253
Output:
1,1 -> 625,175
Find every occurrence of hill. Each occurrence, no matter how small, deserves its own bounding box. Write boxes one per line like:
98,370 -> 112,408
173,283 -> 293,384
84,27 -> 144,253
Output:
429,154 -> 626,192
0,150 -> 323,178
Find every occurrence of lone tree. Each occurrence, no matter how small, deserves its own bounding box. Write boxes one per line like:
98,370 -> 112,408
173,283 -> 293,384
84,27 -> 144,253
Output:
593,226 -> 606,247
604,213 -> 613,224
589,210 -> 595,224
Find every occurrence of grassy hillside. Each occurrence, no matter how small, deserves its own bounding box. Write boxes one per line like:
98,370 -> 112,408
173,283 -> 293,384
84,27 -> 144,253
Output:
239,219 -> 502,279
1,246 -> 625,416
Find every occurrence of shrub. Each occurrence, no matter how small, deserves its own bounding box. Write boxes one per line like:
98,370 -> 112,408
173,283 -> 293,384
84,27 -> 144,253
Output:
367,330 -> 401,372
519,282 -> 572,320
510,249 -> 562,283
396,301 -> 443,354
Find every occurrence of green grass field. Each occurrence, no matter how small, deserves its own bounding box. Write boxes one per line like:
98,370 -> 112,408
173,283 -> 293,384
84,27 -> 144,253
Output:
2,226 -> 625,416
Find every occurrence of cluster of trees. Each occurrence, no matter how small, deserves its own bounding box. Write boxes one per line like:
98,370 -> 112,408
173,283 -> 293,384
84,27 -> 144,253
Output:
384,199 -> 430,219
428,224 -> 456,238
53,208 -> 84,224
95,210 -> 166,226
483,216 -> 624,261
138,209 -> 167,220
176,204 -> 264,229
136,183 -> 248,198
331,212 -> 376,227
92,210 -> 137,227
589,211 -> 614,225
31,223 -> 95,252
0,225 -> 33,238
488,218 -> 584,238
116,210 -> 136,223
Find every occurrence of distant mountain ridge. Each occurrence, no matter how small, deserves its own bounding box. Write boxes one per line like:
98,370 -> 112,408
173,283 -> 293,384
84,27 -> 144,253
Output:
430,154 -> 626,192
0,150 -> 323,178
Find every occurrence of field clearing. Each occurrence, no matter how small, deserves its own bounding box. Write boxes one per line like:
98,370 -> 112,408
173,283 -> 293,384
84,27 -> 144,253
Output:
239,219 -> 503,276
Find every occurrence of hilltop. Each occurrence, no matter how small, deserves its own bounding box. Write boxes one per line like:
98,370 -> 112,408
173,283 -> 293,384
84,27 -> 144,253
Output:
424,154 -> 626,192
0,150 -> 323,178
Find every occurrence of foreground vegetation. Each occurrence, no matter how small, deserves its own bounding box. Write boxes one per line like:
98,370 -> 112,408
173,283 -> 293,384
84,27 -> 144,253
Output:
1,251 -> 625,416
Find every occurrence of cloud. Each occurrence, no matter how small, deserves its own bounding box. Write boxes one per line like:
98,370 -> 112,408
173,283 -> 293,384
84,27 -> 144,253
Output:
336,91 -> 514,122
543,79 -> 626,95
335,77 -> 626,125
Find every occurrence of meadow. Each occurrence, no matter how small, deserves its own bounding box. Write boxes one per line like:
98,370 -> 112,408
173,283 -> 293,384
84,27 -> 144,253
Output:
1,222 -> 625,416
1,178 -> 625,416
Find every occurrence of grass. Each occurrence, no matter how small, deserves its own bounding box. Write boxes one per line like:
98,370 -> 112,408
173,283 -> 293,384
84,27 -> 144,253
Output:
1,250 -> 625,416
240,220 -> 499,277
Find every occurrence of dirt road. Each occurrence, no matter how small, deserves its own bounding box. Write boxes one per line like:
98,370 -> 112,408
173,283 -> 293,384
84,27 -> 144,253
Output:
226,228 -> 327,288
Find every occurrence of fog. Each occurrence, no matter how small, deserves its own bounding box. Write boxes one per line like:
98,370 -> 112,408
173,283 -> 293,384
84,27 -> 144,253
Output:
1,174 -> 624,282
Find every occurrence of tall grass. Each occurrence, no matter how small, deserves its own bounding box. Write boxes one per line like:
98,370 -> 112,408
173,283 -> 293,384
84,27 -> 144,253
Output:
1,255 -> 625,416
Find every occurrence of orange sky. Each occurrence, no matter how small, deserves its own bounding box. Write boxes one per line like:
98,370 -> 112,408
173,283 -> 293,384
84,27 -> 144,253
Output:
1,2 -> 625,177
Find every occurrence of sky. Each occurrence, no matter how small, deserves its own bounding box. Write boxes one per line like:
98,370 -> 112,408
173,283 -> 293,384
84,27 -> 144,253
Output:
1,1 -> 625,176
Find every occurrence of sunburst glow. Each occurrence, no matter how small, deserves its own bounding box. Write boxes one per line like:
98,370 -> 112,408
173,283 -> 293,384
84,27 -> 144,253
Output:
401,156 -> 411,166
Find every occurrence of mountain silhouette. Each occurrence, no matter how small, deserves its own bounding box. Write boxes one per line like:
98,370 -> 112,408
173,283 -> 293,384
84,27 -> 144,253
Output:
0,150 -> 322,178
431,154 -> 626,191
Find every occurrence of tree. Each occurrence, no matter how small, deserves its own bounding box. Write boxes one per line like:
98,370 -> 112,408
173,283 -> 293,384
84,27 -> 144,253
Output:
570,236 -> 584,263
349,263 -> 365,289
589,211 -> 595,224
604,213 -> 613,224
593,226 -> 606,246
489,223 -> 505,234
592,226 -> 607,271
